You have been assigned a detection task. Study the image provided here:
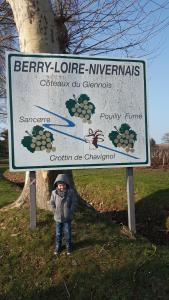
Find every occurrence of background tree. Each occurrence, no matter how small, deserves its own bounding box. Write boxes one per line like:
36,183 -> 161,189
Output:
3,0 -> 169,210
0,128 -> 8,157
0,128 -> 8,139
162,133 -> 169,144
150,138 -> 156,148
0,0 -> 17,131
150,138 -> 157,163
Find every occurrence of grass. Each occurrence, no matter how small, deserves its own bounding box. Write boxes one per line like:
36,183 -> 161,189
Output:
0,162 -> 22,208
0,162 -> 169,299
73,168 -> 169,244
1,206 -> 169,299
73,168 -> 169,209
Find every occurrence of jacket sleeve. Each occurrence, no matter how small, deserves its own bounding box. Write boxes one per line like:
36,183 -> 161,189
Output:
50,191 -> 56,212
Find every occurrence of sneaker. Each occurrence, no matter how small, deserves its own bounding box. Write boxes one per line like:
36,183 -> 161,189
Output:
66,247 -> 72,255
54,248 -> 61,255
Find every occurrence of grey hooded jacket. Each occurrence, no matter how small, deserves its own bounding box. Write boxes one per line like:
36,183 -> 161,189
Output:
50,174 -> 77,222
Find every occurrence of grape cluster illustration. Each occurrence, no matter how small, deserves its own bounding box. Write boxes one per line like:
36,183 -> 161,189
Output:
109,123 -> 137,153
21,125 -> 56,153
66,94 -> 95,123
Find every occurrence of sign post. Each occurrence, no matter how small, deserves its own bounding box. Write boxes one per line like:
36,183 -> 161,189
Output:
126,167 -> 136,233
29,171 -> 36,229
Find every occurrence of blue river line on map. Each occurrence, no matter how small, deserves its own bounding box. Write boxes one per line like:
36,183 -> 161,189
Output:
35,105 -> 139,160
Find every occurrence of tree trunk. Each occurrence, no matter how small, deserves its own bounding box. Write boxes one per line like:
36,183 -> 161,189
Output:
8,0 -> 61,53
7,0 -> 72,210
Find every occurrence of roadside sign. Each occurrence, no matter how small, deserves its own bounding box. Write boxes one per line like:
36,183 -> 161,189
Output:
7,53 -> 150,171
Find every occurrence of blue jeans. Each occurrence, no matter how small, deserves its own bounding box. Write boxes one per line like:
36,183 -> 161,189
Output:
55,221 -> 72,250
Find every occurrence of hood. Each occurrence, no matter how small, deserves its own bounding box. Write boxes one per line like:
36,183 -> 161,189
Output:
54,174 -> 70,187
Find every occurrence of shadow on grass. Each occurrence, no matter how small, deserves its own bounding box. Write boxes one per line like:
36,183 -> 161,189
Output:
97,188 -> 169,245
135,188 -> 169,245
37,213 -> 54,227
73,237 -> 107,251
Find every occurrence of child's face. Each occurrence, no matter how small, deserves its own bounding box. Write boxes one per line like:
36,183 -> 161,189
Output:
57,182 -> 66,191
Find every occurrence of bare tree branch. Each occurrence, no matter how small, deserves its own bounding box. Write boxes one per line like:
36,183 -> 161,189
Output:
49,0 -> 169,56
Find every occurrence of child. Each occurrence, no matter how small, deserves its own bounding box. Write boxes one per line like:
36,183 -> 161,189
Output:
50,174 -> 77,255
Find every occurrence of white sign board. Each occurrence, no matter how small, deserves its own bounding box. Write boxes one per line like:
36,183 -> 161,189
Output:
7,53 -> 150,171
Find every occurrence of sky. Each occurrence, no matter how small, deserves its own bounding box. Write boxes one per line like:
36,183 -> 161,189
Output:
147,31 -> 169,144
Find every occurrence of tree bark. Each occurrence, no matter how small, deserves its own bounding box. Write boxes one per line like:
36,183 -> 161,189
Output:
7,0 -> 61,53
7,0 -> 72,210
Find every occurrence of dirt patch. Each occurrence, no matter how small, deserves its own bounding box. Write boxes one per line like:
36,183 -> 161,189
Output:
3,170 -> 25,186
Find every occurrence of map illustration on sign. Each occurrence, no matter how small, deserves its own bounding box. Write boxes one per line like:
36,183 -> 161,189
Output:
7,53 -> 150,170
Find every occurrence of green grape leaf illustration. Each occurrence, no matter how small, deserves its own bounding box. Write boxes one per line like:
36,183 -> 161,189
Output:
109,123 -> 137,153
119,123 -> 131,134
65,99 -> 77,116
65,93 -> 95,123
128,129 -> 137,141
21,136 -> 35,153
21,126 -> 56,153
32,125 -> 44,137
78,94 -> 90,103
108,131 -> 119,147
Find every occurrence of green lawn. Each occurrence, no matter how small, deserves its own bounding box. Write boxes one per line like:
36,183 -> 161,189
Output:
73,168 -> 169,208
0,165 -> 169,299
0,162 -> 22,208
74,168 -> 169,244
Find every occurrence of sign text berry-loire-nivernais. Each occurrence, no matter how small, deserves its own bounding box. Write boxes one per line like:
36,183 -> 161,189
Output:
14,60 -> 140,76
